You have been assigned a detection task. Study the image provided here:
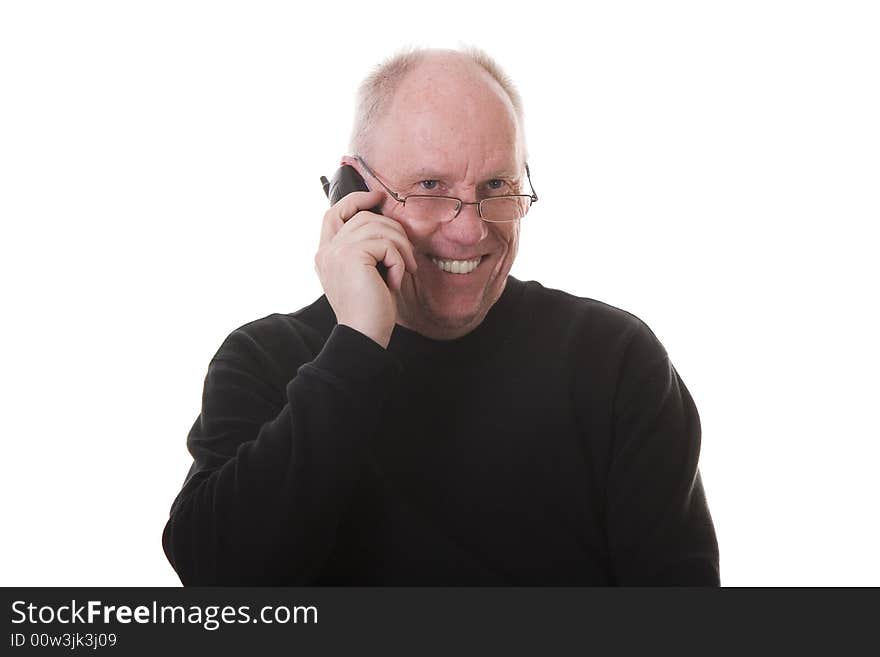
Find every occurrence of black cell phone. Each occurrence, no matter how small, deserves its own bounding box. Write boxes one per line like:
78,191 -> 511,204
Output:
320,165 -> 388,280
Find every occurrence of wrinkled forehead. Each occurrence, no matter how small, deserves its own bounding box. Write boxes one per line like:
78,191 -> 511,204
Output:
369,62 -> 524,180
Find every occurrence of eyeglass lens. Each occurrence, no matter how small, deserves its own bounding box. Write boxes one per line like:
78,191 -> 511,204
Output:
404,196 -> 531,223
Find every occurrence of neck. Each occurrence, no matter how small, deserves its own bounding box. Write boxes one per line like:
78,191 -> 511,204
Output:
393,281 -> 507,341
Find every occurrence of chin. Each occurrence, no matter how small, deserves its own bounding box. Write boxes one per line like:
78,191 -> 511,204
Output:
398,274 -> 499,337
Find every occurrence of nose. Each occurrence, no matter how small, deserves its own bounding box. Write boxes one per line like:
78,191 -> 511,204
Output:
442,200 -> 488,246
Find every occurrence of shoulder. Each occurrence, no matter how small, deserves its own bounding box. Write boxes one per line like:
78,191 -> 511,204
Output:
211,295 -> 336,374
517,278 -> 667,361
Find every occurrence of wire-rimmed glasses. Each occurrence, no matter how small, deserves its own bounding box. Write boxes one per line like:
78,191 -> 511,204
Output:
355,155 -> 538,224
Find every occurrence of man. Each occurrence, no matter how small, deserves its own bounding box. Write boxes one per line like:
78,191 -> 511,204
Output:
162,46 -> 720,585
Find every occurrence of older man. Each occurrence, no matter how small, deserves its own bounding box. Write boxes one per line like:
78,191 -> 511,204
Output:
163,47 -> 720,585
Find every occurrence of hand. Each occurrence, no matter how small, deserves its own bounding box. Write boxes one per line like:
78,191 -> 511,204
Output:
314,190 -> 419,349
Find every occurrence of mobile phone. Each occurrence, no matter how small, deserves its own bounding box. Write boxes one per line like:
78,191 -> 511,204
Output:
320,165 -> 388,280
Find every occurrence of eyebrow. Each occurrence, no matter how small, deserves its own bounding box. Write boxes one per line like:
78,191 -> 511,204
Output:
406,168 -> 520,182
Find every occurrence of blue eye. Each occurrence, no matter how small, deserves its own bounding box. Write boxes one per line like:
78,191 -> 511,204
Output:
487,179 -> 505,190
420,180 -> 439,191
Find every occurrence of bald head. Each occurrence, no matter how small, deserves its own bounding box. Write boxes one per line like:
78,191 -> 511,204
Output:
349,47 -> 527,162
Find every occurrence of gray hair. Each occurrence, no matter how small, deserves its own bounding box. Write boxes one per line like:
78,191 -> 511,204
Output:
348,45 -> 527,159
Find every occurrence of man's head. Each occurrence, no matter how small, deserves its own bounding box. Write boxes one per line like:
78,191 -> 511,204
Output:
342,47 -> 530,340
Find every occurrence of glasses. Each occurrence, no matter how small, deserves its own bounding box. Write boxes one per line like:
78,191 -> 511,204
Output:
355,155 -> 538,224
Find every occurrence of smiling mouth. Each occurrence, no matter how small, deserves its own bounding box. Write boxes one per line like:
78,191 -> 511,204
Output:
428,254 -> 486,275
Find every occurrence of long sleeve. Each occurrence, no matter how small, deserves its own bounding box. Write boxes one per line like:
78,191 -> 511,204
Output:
162,322 -> 402,585
605,320 -> 720,585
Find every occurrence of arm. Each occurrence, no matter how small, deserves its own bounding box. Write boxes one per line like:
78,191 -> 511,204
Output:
605,321 -> 720,585
162,322 -> 401,585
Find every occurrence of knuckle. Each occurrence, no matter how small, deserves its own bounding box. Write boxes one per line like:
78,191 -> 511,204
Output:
349,209 -> 373,225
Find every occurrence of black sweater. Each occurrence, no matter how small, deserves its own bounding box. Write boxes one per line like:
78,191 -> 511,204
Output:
162,276 -> 720,585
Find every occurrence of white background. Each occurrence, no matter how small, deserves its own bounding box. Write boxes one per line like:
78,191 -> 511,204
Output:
1,0 -> 877,586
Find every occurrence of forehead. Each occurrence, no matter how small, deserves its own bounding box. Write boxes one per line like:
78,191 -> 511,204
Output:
370,59 -> 523,178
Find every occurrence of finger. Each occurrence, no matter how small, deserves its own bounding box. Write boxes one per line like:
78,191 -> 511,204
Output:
319,208 -> 344,247
359,238 -> 407,281
319,190 -> 385,246
335,207 -> 406,237
335,190 -> 385,223
343,221 -> 419,273
390,254 -> 407,292
383,246 -> 407,293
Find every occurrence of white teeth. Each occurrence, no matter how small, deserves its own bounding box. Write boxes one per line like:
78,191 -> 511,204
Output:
430,256 -> 482,274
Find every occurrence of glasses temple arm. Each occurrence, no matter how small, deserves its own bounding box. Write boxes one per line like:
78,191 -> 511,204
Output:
525,163 -> 538,203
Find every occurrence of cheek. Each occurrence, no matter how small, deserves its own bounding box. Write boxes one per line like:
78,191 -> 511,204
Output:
382,204 -> 420,239
398,214 -> 434,244
496,224 -> 519,258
